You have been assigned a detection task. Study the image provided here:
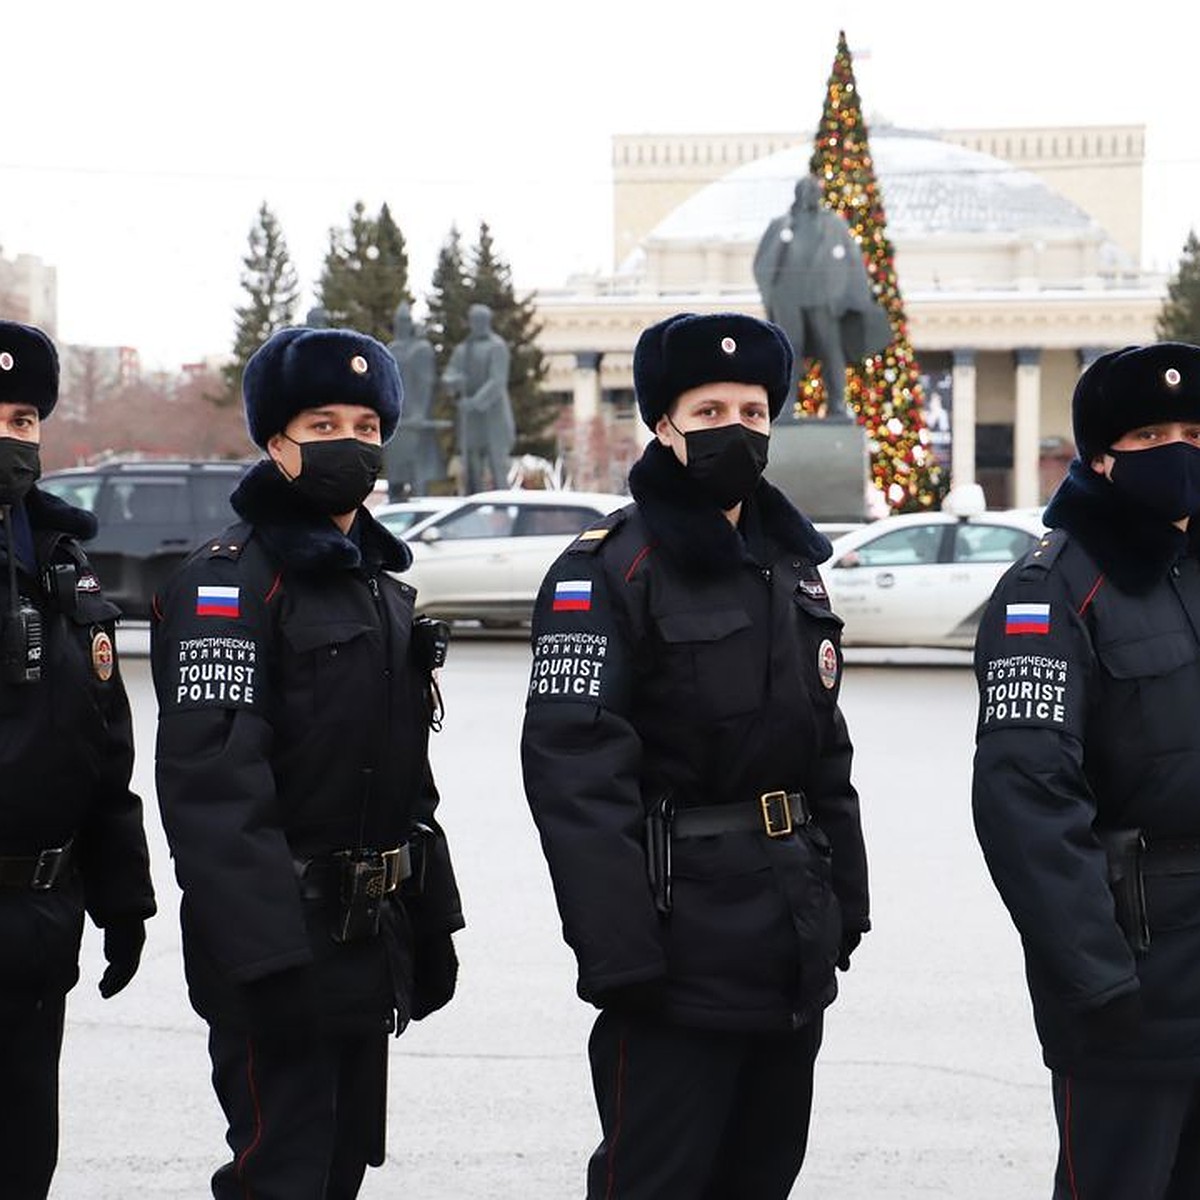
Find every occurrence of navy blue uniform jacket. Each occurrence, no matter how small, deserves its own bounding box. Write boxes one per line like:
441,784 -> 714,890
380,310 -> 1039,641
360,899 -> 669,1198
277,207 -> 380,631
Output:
151,462 -> 462,1034
0,487 -> 154,1007
974,460 -> 1200,1079
521,442 -> 870,1032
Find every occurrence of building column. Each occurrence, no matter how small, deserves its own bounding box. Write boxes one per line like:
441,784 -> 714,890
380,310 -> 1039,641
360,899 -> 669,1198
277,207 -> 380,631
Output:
572,351 -> 603,423
951,348 -> 977,489
1013,347 -> 1043,509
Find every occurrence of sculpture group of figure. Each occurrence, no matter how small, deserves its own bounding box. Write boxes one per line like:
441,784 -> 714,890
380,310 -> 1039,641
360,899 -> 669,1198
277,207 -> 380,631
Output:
380,302 -> 515,498
306,301 -> 517,498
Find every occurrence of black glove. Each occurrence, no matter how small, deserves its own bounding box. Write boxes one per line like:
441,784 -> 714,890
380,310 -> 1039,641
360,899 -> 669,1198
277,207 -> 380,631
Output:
836,929 -> 863,972
98,918 -> 146,999
594,978 -> 667,1016
241,965 -> 319,1039
1079,990 -> 1142,1049
411,934 -> 459,1021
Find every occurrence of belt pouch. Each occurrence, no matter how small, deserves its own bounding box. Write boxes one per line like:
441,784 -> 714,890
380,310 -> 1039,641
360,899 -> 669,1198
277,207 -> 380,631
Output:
332,850 -> 387,944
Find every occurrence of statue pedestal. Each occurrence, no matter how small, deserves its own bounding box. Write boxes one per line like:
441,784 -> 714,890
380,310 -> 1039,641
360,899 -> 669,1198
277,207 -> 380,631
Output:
767,419 -> 869,523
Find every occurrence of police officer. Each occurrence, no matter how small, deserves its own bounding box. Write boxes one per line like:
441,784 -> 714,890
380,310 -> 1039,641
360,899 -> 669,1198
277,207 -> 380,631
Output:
973,343 -> 1200,1198
0,320 -> 155,1198
521,311 -> 870,1199
151,326 -> 463,1199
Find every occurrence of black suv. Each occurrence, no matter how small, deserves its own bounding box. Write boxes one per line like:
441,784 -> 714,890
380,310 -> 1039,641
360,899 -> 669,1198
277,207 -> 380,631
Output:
38,460 -> 249,618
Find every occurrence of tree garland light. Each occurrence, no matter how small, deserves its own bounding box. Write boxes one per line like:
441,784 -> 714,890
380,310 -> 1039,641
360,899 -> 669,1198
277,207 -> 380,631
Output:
802,30 -> 946,511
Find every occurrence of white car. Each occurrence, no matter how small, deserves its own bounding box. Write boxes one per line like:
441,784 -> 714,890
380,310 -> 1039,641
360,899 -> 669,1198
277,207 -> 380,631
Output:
374,496 -> 458,538
398,489 -> 630,625
822,491 -> 1047,648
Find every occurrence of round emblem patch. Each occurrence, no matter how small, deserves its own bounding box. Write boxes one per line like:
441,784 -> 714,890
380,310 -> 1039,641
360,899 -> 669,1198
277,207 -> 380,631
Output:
1165,366 -> 1182,388
720,336 -> 737,355
831,244 -> 846,259
350,355 -> 369,375
779,228 -> 794,243
0,351 -> 13,371
817,638 -> 839,690
91,630 -> 114,682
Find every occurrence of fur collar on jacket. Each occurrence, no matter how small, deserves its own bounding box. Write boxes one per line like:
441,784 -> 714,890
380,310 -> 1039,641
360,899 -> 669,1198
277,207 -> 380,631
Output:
25,484 -> 99,540
627,439 -> 831,577
230,459 -> 412,574
1043,457 -> 1190,594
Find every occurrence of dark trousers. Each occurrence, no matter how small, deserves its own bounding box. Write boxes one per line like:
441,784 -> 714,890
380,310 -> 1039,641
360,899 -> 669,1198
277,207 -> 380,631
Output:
208,1025 -> 388,1200
1052,1072 -> 1200,1199
586,1010 -> 822,1200
0,994 -> 66,1200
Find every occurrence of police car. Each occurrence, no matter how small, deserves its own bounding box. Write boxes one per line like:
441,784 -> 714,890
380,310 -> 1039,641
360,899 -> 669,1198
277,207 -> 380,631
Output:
822,486 -> 1047,648
398,489 -> 629,626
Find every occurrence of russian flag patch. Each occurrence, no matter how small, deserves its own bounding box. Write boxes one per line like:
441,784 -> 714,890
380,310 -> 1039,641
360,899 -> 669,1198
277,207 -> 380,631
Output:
196,585 -> 240,618
552,579 -> 592,612
1005,602 -> 1050,635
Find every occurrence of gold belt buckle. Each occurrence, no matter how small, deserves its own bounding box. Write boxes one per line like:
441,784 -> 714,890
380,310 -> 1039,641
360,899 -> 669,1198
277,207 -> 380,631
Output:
760,791 -> 793,838
381,845 -> 411,893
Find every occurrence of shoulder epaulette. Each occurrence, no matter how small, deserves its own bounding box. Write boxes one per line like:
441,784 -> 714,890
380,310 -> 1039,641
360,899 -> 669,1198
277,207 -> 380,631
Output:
1017,528 -> 1068,579
566,506 -> 630,555
202,521 -> 254,562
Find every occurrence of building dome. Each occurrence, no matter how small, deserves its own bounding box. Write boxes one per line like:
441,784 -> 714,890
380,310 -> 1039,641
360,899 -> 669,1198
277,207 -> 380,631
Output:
622,127 -> 1134,289
633,127 -> 1119,249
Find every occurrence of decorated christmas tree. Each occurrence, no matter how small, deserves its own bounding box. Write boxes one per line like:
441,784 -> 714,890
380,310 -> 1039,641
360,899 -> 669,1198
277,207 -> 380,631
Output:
805,31 -> 945,511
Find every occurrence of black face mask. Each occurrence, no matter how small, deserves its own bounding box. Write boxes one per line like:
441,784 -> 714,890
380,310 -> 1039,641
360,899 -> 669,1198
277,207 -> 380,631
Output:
671,420 -> 770,510
283,437 -> 382,515
0,437 -> 41,506
1108,441 -> 1200,522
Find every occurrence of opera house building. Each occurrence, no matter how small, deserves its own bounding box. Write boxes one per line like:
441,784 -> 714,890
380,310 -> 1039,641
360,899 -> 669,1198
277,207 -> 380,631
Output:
534,124 -> 1163,508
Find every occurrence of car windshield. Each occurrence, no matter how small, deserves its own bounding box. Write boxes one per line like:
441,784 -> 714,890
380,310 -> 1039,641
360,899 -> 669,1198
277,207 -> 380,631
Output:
433,504 -> 520,539
378,508 -> 437,535
106,478 -> 191,525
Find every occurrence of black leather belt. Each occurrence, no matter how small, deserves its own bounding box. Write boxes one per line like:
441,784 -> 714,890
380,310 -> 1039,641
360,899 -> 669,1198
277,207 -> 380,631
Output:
0,840 -> 74,890
1142,838 -> 1200,877
672,792 -> 810,840
294,844 -> 412,900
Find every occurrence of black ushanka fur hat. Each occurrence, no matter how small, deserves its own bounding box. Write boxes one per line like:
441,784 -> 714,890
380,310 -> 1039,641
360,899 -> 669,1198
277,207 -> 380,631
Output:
1072,341 -> 1200,461
633,312 -> 794,428
0,320 -> 59,418
242,326 -> 404,448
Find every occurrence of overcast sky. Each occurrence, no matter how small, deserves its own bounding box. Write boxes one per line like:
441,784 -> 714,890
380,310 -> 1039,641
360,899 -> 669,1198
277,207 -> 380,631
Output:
4,1 -> 1198,368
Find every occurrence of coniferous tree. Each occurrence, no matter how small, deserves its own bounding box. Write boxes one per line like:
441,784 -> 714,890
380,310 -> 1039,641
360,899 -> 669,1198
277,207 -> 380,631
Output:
464,222 -> 557,458
221,202 -> 300,406
425,225 -> 472,372
1157,230 -> 1200,346
808,31 -> 945,511
317,201 -> 412,343
424,226 -> 472,457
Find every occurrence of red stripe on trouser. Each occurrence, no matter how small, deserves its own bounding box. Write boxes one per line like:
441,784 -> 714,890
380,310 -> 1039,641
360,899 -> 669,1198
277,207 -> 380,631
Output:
236,1035 -> 264,1200
1064,1076 -> 1080,1200
605,1031 -> 629,1200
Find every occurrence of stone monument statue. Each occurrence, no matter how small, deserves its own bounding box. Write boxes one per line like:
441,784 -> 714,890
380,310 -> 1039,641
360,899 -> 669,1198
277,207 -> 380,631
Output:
304,305 -> 331,329
383,301 -> 446,498
442,303 -> 515,493
753,173 -> 892,421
